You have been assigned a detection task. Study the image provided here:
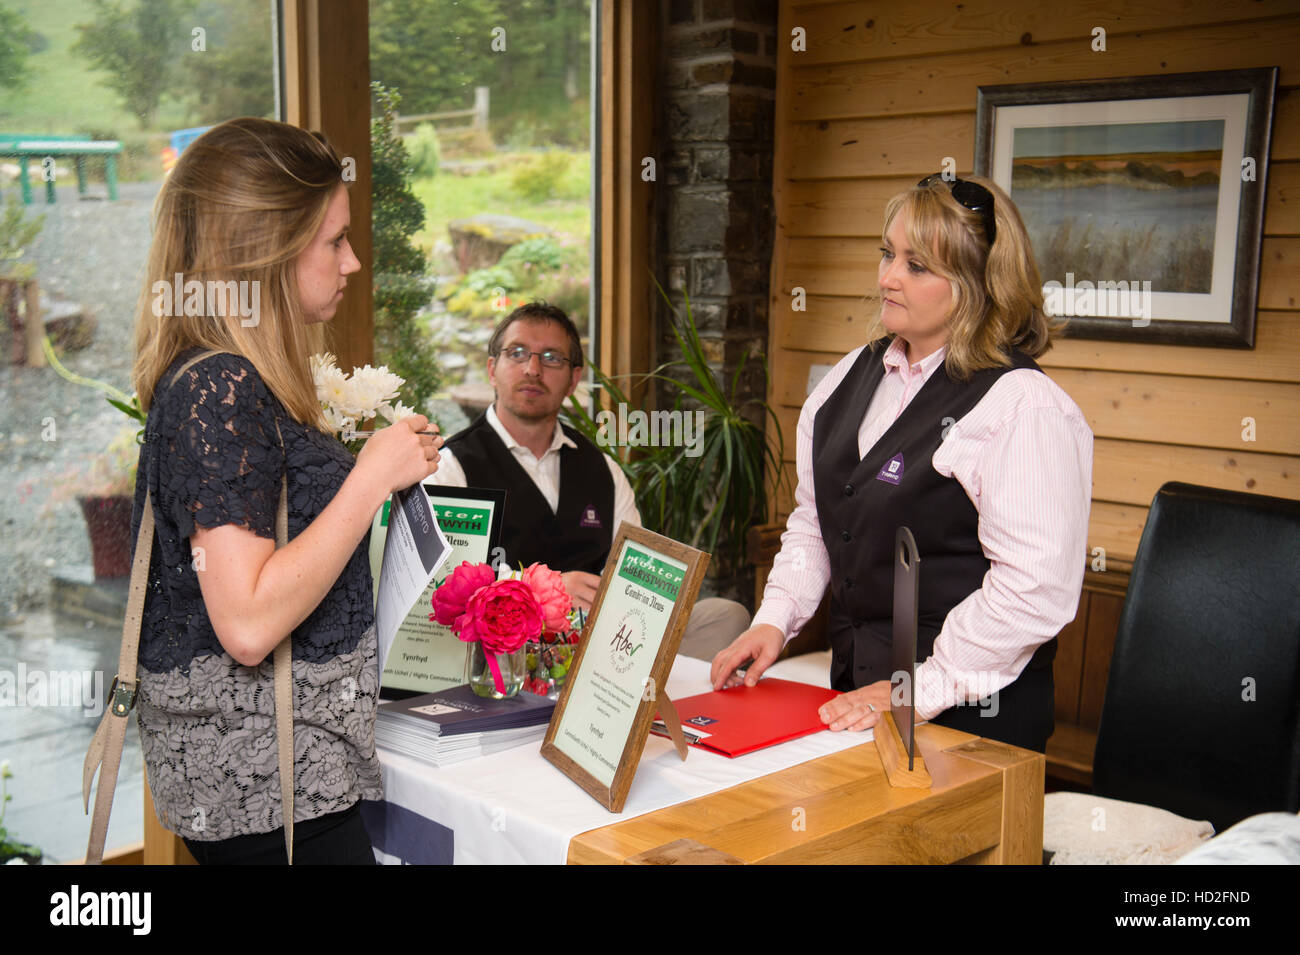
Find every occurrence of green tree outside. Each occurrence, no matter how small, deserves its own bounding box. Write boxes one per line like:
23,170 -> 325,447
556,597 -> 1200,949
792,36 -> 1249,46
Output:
0,4 -> 39,92
371,82 -> 441,413
72,0 -> 194,130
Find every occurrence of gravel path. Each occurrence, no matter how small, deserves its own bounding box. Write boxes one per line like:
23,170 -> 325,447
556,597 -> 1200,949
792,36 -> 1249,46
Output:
1,181 -> 158,619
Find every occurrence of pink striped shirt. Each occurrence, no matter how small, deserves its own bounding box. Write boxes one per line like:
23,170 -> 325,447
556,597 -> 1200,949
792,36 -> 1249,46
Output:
752,336 -> 1094,719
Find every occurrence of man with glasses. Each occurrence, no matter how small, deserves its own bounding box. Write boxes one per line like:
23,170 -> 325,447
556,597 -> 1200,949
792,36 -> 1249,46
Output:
431,301 -> 748,655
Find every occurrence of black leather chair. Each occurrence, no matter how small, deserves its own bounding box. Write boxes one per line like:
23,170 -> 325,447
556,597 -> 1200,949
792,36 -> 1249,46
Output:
1092,482 -> 1300,833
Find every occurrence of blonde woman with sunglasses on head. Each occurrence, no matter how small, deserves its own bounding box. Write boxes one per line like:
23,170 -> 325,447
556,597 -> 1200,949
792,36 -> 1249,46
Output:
711,174 -> 1093,753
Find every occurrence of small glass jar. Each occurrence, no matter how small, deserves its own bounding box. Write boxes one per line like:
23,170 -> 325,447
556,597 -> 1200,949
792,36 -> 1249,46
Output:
466,642 -> 527,699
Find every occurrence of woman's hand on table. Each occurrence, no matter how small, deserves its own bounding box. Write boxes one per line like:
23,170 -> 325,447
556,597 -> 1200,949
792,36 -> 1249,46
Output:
355,414 -> 442,493
819,681 -> 891,732
710,624 -> 784,690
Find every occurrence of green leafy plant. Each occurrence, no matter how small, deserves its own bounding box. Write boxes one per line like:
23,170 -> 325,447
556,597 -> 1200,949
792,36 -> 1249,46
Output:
565,288 -> 785,577
371,82 -> 441,413
407,122 -> 442,178
42,335 -> 142,501
0,759 -> 43,865
0,190 -> 44,282
498,236 -> 566,273
509,151 -> 575,203
42,335 -> 145,436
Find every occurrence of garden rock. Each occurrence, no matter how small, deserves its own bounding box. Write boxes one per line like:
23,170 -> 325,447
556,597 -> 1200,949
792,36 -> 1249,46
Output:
448,214 -> 555,273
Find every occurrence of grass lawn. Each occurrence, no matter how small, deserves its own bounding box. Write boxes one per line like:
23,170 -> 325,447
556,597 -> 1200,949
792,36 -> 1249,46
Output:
411,149 -> 592,261
0,0 -> 193,136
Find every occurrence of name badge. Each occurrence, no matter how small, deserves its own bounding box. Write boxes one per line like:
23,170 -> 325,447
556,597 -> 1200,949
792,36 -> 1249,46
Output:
876,453 -> 904,485
579,504 -> 603,528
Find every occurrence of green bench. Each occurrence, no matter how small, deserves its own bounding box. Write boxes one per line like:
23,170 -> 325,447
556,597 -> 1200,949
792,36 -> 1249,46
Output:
0,134 -> 122,204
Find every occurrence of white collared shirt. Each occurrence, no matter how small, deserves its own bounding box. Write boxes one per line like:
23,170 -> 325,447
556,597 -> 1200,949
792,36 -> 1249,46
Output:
751,336 -> 1094,720
429,404 -> 642,550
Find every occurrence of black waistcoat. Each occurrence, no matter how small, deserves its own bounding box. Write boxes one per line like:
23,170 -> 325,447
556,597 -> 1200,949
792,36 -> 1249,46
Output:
444,412 -> 615,574
812,341 -> 1057,697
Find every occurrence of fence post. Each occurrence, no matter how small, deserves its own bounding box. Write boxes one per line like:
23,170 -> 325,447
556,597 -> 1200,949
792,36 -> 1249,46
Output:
474,86 -> 490,130
23,279 -> 43,367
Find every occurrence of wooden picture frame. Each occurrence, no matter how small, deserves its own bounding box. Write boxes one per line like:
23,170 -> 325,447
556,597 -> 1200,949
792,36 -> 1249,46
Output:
541,523 -> 709,812
975,68 -> 1277,347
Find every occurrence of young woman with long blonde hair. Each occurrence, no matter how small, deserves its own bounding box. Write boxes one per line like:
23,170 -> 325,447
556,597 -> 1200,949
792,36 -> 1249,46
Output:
128,118 -> 439,863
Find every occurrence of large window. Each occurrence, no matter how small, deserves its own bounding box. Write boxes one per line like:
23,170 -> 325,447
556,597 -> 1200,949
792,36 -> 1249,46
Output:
367,0 -> 595,435
0,0 -> 278,863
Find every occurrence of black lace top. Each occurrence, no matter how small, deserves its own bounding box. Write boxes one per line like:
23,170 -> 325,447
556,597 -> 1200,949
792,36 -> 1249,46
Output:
131,348 -> 374,672
130,348 -> 382,841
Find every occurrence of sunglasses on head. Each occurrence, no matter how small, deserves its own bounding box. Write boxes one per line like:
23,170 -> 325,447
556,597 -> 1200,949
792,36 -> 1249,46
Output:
917,174 -> 997,247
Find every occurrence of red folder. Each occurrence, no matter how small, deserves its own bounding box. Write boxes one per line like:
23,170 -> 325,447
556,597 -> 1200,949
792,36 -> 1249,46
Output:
651,679 -> 839,757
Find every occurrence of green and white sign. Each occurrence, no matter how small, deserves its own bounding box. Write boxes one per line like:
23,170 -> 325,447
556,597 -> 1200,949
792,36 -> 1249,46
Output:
552,539 -> 687,787
371,486 -> 504,695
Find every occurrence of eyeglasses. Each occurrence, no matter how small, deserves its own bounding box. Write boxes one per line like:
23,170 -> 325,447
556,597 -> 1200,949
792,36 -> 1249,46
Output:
917,174 -> 997,247
496,345 -> 574,369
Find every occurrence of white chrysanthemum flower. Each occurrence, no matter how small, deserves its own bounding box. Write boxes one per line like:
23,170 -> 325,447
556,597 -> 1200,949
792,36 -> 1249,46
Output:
310,352 -> 347,404
311,352 -> 408,437
320,367 -> 349,409
378,401 -> 416,424
322,406 -> 356,435
343,368 -> 402,419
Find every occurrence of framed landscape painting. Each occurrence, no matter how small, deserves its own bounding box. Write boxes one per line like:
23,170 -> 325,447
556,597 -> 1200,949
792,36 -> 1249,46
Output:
975,68 -> 1277,347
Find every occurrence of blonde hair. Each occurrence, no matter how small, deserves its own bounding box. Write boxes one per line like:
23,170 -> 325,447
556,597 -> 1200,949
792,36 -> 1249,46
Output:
132,117 -> 344,430
867,174 -> 1062,380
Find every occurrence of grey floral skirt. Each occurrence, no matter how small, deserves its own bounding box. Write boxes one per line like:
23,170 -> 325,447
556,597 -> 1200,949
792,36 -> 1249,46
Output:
136,624 -> 383,842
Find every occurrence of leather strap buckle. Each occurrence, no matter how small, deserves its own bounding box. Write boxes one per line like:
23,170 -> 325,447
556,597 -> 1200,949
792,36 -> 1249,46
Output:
108,676 -> 137,717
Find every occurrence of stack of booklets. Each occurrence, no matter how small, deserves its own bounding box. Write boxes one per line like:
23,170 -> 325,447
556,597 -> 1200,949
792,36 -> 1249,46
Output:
376,685 -> 557,767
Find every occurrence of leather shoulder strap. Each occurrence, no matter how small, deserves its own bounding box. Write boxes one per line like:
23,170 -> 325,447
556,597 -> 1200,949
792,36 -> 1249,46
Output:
83,350 -> 297,865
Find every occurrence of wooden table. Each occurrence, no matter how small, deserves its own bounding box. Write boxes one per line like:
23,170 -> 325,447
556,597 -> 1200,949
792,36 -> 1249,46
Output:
567,722 -> 1044,864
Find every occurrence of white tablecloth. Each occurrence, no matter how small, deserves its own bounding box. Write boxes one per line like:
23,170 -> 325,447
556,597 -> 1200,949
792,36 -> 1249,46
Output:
365,651 -> 869,864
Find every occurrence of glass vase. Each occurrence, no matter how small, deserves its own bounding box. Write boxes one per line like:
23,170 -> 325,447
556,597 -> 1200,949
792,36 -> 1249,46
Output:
466,642 -> 527,699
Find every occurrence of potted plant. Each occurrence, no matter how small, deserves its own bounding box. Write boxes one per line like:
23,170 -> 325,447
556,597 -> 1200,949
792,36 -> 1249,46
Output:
75,427 -> 140,577
564,289 -> 786,591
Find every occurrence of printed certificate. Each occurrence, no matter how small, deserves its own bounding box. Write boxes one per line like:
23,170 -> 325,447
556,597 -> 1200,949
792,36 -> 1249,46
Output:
371,486 -> 505,697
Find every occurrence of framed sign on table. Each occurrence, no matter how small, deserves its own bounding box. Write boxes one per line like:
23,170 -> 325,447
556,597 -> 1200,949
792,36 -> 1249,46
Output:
975,67 -> 1277,347
542,523 -> 709,812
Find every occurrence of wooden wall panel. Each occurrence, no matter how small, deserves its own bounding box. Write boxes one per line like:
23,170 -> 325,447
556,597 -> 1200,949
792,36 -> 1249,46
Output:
771,304 -> 1300,383
1078,592 -> 1125,730
1091,439 -> 1297,503
1044,369 -> 1300,455
1042,316 -> 1300,383
789,20 -> 1299,122
1053,602 -> 1090,723
784,0 -> 1299,69
768,0 -> 1300,569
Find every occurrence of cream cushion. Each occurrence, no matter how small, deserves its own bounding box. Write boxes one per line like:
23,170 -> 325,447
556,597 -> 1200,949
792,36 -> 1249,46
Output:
1044,791 -> 1214,865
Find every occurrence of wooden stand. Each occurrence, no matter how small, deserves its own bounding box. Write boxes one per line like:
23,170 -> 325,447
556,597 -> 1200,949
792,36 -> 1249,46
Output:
873,710 -> 932,788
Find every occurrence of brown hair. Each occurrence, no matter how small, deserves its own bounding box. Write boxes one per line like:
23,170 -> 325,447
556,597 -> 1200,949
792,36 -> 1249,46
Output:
487,300 -> 584,368
132,117 -> 345,430
868,174 -> 1062,380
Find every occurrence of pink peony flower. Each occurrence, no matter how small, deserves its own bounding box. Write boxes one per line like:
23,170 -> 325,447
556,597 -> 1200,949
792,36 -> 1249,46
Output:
431,561 -> 497,627
520,563 -> 572,635
459,579 -> 544,654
